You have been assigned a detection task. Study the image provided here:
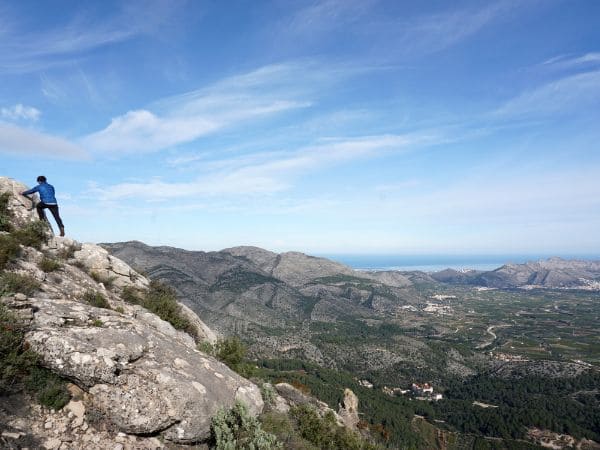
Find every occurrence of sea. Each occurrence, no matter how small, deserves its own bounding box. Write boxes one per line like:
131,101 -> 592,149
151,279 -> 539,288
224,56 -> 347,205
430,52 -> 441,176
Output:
320,254 -> 600,273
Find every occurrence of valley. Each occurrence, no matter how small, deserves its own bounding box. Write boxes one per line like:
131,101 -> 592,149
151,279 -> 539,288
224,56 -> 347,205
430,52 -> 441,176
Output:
103,241 -> 600,448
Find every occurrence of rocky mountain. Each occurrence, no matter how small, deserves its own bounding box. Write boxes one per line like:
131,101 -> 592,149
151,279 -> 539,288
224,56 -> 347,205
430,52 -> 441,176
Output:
101,241 -> 479,379
430,257 -> 600,289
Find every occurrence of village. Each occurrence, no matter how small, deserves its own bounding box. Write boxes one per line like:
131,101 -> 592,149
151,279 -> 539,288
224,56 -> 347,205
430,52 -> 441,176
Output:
358,380 -> 443,401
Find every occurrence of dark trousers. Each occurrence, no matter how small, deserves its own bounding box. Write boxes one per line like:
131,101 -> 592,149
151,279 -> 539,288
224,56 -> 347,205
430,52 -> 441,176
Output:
36,202 -> 64,229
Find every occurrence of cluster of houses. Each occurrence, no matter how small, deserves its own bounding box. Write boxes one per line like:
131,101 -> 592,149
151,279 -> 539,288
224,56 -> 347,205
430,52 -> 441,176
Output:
358,380 -> 443,401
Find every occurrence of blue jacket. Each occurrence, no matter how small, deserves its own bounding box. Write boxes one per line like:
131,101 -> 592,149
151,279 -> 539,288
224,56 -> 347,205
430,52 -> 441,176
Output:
23,182 -> 58,205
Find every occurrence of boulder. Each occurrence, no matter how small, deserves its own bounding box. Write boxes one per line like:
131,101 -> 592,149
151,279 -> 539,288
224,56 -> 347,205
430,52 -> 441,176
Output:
26,296 -> 263,443
73,243 -> 148,290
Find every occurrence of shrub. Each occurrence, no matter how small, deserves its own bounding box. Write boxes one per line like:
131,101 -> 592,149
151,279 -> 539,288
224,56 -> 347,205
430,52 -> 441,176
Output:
290,404 -> 380,450
216,337 -> 247,370
12,221 -> 50,249
1,302 -> 70,410
0,192 -> 13,232
91,319 -> 103,327
38,257 -> 62,273
121,285 -> 143,304
142,280 -> 195,336
0,304 -> 38,394
197,340 -> 215,355
25,366 -> 70,410
0,272 -> 41,296
82,290 -> 110,309
261,383 -> 276,407
0,233 -> 20,270
211,401 -> 282,450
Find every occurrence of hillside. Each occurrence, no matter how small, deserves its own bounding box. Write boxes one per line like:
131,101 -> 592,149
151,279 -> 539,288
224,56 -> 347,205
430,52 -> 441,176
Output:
101,241 -> 472,376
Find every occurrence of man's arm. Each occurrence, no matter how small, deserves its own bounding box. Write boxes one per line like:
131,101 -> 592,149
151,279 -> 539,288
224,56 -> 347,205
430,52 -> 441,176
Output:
21,186 -> 39,196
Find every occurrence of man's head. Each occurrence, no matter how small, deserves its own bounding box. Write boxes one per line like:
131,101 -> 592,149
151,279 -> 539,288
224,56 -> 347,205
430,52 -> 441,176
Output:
37,175 -> 47,183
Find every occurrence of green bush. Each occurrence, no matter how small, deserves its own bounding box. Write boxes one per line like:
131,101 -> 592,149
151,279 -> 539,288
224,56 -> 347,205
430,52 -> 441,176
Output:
197,340 -> 215,355
142,280 -> 195,337
211,401 -> 282,450
216,337 -> 247,369
0,192 -> 13,232
82,290 -> 111,309
290,404 -> 380,450
261,383 -> 276,408
260,412 -> 318,450
0,234 -> 20,270
0,304 -> 38,394
12,221 -> 50,249
121,285 -> 143,304
38,257 -> 62,273
0,272 -> 41,296
25,366 -> 70,410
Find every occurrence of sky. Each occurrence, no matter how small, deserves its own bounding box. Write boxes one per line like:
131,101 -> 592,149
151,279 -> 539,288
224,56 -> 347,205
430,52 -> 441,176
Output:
1,0 -> 600,255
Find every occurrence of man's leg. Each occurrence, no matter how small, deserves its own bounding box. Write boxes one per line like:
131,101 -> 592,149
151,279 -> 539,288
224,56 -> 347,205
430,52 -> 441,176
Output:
47,205 -> 65,236
35,202 -> 48,222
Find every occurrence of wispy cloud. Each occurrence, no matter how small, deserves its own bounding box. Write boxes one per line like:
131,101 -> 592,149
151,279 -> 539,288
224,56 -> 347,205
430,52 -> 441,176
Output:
90,133 -> 435,201
0,1 -> 186,74
495,70 -> 600,118
0,122 -> 88,159
1,104 -> 41,121
392,3 -> 510,55
542,52 -> 600,69
285,0 -> 376,35
82,61 -> 370,154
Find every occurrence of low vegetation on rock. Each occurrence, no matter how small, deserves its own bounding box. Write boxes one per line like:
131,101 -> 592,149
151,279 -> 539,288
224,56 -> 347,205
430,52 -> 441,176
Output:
82,290 -> 110,309
211,401 -> 281,450
0,272 -> 41,296
120,281 -> 196,337
38,257 -> 62,273
0,304 -> 70,410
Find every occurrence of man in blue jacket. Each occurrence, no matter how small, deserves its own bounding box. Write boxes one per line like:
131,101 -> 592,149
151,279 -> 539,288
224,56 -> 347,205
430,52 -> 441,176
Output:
21,176 -> 65,237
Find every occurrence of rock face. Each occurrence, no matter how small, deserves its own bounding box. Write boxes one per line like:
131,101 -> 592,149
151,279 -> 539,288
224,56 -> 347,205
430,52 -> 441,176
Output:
0,176 -> 263,445
338,388 -> 360,430
25,296 -> 262,443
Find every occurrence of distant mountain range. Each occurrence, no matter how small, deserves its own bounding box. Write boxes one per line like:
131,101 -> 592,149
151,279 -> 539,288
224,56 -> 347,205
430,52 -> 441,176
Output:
429,257 -> 600,289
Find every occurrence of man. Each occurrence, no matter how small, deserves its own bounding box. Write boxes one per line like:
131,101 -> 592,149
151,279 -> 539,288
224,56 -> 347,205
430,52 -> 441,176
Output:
21,176 -> 65,237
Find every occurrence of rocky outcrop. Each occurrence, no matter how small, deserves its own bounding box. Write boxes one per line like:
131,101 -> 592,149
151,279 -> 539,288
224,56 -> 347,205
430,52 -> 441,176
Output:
72,243 -> 149,290
338,388 -> 360,430
273,383 -> 345,426
22,294 -> 262,443
0,176 -> 263,445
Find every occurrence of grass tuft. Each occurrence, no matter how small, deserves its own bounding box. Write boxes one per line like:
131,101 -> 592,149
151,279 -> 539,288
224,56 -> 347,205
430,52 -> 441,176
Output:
82,290 -> 111,309
0,272 -> 41,296
0,234 -> 20,271
12,221 -> 50,249
38,257 -> 62,273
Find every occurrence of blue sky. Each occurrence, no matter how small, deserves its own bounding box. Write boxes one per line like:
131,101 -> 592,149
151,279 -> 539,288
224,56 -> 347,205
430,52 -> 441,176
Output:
1,0 -> 599,255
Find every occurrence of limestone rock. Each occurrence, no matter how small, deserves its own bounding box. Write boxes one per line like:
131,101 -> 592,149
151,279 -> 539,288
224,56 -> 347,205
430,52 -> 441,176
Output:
0,177 -> 39,227
25,296 -> 263,443
274,383 -> 344,426
338,388 -> 360,430
73,243 -> 148,290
